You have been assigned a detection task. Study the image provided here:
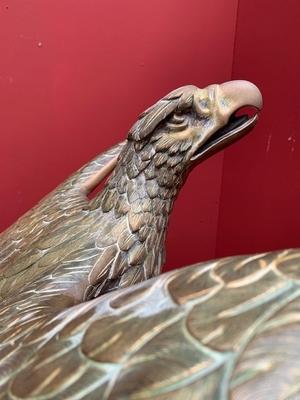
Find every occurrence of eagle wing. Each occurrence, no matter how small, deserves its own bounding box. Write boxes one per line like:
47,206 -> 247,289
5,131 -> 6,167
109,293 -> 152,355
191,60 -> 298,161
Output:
0,142 -> 125,299
1,248 -> 300,399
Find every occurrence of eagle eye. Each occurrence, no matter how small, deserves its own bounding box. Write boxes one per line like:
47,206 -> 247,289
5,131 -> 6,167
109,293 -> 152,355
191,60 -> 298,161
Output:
168,112 -> 185,125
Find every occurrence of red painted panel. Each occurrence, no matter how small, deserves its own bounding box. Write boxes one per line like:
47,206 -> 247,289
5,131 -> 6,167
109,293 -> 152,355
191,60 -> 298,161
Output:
0,0 -> 238,269
217,0 -> 300,256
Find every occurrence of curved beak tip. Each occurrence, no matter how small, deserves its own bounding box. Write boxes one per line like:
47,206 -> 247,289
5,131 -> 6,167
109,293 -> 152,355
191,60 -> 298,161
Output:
221,80 -> 263,111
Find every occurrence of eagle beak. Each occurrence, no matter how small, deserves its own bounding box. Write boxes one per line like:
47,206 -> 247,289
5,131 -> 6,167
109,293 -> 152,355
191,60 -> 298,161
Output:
191,80 -> 263,162
220,80 -> 263,111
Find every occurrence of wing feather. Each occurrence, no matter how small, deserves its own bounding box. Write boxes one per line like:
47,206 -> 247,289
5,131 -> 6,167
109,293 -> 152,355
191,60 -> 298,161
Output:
1,249 -> 300,399
0,142 -> 125,299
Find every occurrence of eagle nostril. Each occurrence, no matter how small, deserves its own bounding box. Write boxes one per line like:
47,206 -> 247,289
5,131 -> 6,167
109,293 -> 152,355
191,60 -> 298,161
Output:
199,99 -> 209,110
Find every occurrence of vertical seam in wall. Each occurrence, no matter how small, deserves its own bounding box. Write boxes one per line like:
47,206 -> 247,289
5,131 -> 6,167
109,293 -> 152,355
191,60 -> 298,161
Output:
215,0 -> 240,258
230,0 -> 240,82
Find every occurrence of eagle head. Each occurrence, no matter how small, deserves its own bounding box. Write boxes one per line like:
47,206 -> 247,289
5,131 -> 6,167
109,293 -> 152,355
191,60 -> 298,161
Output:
128,80 -> 262,173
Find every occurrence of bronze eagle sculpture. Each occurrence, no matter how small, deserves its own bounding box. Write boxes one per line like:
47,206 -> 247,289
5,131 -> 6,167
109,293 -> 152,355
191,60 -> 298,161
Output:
1,81 -> 296,399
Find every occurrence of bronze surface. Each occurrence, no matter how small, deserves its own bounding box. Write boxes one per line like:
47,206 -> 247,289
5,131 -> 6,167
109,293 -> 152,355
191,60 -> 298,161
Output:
0,81 -> 285,399
1,250 -> 300,399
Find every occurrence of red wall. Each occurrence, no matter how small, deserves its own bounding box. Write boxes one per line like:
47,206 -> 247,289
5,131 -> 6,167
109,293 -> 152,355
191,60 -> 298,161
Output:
217,0 -> 300,256
0,0 -> 238,269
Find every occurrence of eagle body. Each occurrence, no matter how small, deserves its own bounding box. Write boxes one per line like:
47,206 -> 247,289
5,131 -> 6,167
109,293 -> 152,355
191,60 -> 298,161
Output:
3,82 -> 295,400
